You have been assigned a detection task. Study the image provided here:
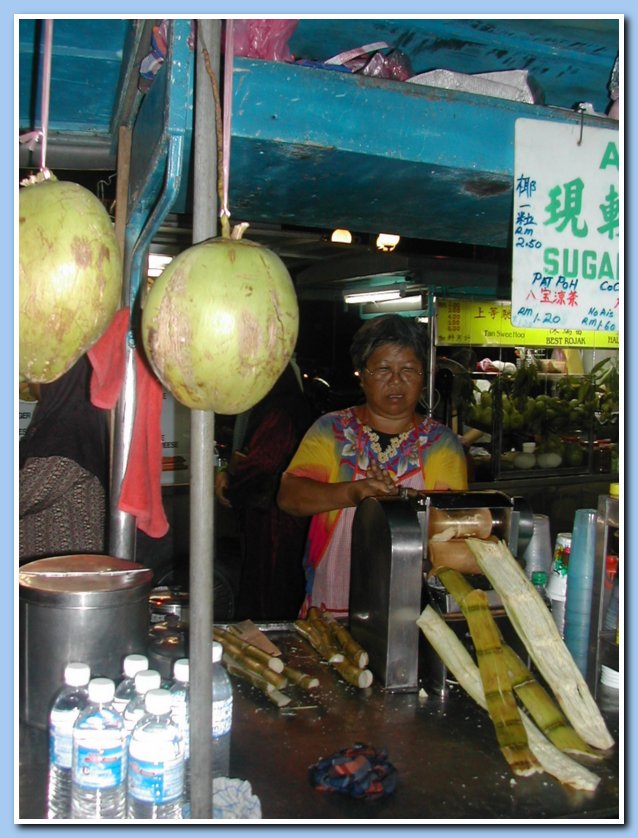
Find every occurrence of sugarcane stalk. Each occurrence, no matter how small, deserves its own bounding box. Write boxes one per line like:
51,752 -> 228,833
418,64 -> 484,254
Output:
294,619 -> 344,664
223,654 -> 291,709
416,605 -> 601,792
282,663 -> 319,691
332,658 -> 373,689
502,645 -> 601,759
220,643 -> 288,691
214,627 -> 285,673
437,566 -> 541,777
307,608 -> 346,661
320,612 -> 369,669
466,537 -> 614,752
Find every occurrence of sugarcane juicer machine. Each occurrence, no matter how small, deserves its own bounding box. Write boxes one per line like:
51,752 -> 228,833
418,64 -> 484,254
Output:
349,490 -> 534,692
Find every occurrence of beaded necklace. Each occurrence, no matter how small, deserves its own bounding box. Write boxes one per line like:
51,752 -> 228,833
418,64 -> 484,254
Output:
363,425 -> 413,464
357,407 -> 421,466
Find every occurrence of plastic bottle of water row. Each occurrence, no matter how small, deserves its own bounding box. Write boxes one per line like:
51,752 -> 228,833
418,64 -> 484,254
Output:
169,658 -> 190,815
71,677 -> 126,820
112,654 -> 149,715
212,641 -> 233,779
123,669 -> 162,745
127,689 -> 185,820
47,662 -> 91,819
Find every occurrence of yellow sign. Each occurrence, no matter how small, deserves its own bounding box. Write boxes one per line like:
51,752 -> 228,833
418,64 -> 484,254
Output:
436,299 -> 619,348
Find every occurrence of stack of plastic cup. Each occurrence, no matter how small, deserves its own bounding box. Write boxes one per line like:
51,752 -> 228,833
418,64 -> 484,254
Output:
546,532 -> 571,637
522,514 -> 553,578
564,509 -> 597,677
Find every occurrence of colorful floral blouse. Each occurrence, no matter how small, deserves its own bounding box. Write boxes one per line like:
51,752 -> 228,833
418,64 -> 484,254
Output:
284,407 -> 468,617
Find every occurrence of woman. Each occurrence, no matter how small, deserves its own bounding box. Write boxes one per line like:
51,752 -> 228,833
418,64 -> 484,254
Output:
19,354 -> 110,562
215,364 -> 314,620
277,315 -> 468,618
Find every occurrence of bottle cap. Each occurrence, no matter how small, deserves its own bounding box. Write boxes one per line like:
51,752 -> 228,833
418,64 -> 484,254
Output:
123,653 -> 149,678
609,482 -> 619,498
64,661 -> 90,687
145,688 -> 172,715
212,641 -> 223,663
134,669 -> 162,693
531,571 -> 548,586
88,677 -> 115,704
173,658 -> 190,683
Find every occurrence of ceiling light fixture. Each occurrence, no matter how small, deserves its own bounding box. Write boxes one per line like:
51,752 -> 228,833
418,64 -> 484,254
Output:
343,289 -> 402,305
331,228 -> 352,244
376,233 -> 400,252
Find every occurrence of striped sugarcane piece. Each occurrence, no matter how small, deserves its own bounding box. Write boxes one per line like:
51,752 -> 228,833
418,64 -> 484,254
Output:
466,538 -> 614,752
502,645 -> 601,759
416,605 -> 601,791
437,566 -> 542,777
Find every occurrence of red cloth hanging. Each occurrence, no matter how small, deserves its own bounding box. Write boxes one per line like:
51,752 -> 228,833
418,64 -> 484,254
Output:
88,308 -> 169,538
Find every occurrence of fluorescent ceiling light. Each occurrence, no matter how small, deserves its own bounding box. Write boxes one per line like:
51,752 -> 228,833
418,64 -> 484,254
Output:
344,289 -> 402,304
361,294 -> 423,313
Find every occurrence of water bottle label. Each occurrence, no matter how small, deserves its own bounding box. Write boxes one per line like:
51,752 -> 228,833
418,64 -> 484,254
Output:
73,736 -> 124,789
49,711 -> 80,769
128,756 -> 184,803
171,706 -> 189,758
212,696 -> 232,737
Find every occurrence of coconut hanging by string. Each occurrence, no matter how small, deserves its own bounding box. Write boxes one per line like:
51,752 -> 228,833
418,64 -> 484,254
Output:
141,22 -> 298,414
18,20 -> 123,384
141,225 -> 299,414
19,177 -> 123,385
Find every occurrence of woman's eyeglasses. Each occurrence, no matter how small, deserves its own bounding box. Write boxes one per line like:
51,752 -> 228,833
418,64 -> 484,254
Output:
364,366 -> 423,383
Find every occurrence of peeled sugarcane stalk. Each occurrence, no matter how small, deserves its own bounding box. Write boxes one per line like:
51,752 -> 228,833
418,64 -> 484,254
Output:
214,626 -> 285,673
332,658 -> 373,689
223,654 -> 291,709
416,605 -> 601,792
437,567 -> 542,777
282,663 -> 319,691
502,645 -> 601,759
307,608 -> 346,661
220,643 -> 288,692
294,619 -> 344,664
466,538 -> 614,752
320,611 -> 369,669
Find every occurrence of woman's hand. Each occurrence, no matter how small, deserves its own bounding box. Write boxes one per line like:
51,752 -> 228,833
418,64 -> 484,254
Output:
214,470 -> 232,508
348,461 -> 398,505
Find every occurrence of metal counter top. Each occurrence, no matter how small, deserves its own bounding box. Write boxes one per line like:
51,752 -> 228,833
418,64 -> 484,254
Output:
18,628 -> 620,822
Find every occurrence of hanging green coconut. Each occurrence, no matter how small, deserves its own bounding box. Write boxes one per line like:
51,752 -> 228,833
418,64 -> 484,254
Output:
142,234 -> 299,413
19,179 -> 122,383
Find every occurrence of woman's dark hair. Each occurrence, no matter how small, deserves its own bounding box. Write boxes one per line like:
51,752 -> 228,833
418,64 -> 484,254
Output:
349,315 -> 428,371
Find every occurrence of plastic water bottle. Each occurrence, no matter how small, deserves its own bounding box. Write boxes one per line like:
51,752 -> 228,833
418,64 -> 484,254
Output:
71,677 -> 126,819
127,689 -> 185,819
531,571 -> 552,611
123,669 -> 162,745
113,654 -> 149,715
169,658 -> 190,813
47,662 -> 91,819
212,641 -> 233,779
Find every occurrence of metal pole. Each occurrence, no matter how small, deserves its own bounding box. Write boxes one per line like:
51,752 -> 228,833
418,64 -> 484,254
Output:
188,17 -> 220,820
428,295 -> 437,417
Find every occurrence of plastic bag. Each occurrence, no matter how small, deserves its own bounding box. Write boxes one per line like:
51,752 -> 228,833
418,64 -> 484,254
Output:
325,42 -> 413,81
231,19 -> 298,62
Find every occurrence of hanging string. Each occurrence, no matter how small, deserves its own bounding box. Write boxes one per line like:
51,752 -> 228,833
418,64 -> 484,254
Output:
39,20 -> 54,175
220,19 -> 234,230
19,20 -> 54,182
200,19 -> 236,238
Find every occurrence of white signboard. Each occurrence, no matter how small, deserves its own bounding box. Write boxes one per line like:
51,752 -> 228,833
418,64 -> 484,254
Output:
511,118 -> 620,332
